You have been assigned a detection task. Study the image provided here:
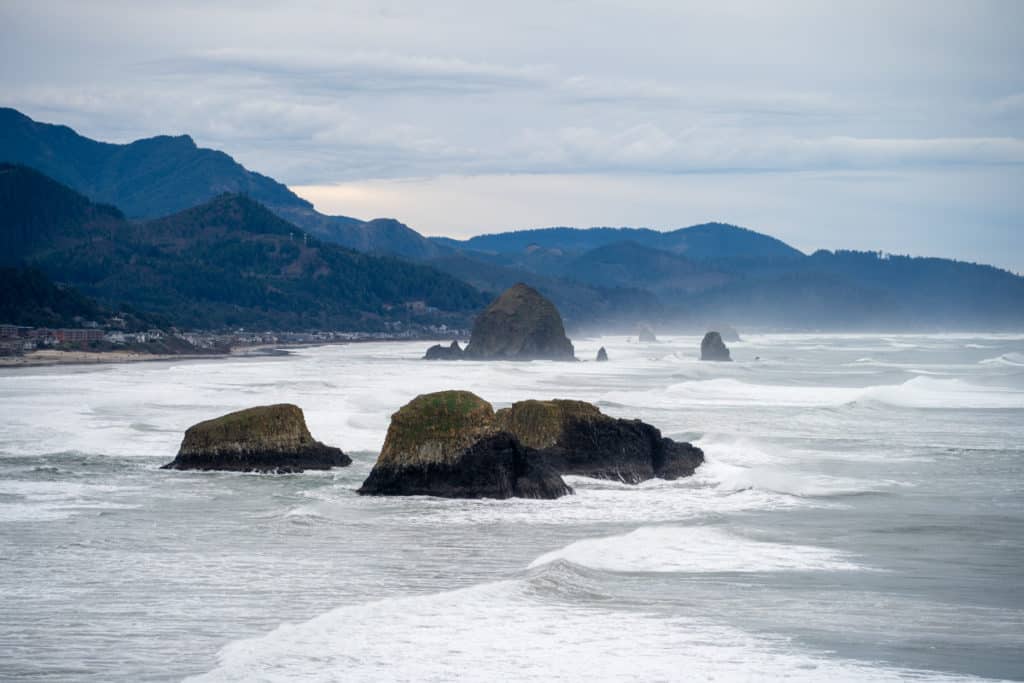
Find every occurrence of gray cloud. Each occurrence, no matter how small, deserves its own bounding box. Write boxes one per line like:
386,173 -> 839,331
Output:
1,0 -> 1022,268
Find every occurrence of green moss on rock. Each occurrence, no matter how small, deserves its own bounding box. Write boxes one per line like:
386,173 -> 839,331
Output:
377,390 -> 497,467
494,399 -> 602,449
163,403 -> 350,472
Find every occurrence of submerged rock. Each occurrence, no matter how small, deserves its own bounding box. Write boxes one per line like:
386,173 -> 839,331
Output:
495,399 -> 703,484
637,325 -> 658,343
161,404 -> 350,473
463,283 -> 575,361
596,346 -> 609,362
424,340 -> 464,360
357,390 -> 571,499
700,331 -> 732,362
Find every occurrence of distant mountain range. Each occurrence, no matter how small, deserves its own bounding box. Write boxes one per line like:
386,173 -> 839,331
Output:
0,164 -> 486,330
2,107 -> 1022,331
0,107 -> 444,260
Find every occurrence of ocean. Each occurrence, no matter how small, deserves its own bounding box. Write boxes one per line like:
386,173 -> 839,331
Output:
1,333 -> 1022,681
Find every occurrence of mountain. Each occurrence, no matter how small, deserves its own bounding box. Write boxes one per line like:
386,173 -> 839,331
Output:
434,222 -> 804,261
0,164 -> 487,330
0,266 -> 106,328
4,108 -> 1021,331
0,107 -> 444,259
435,224 -> 1024,330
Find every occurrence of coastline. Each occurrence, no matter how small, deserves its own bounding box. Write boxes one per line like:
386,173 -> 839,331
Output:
0,337 -> 455,369
0,348 -> 231,368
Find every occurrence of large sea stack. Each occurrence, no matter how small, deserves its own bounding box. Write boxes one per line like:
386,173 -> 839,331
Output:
700,331 -> 732,361
357,391 -> 571,499
495,399 -> 703,483
161,404 -> 351,473
462,283 -> 575,361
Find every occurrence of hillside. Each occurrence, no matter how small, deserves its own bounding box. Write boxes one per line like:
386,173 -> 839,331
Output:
435,222 -> 804,261
0,165 -> 487,330
0,108 -> 444,259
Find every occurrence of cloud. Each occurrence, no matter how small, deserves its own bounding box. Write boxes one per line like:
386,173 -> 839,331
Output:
2,0 -> 1022,268
149,48 -> 550,95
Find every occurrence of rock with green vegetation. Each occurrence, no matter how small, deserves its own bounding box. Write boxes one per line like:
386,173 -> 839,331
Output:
495,399 -> 703,483
358,390 -> 571,499
462,283 -> 575,361
161,404 -> 350,473
700,331 -> 732,361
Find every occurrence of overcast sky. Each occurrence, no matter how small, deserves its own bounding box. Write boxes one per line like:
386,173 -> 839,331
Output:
2,1 -> 1022,271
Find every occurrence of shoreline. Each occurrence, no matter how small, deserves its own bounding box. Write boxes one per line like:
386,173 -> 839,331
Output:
0,337 -> 458,369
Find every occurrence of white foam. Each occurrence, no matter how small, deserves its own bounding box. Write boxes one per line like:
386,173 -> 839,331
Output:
188,578 -> 977,683
604,376 -> 1024,410
0,480 -> 139,522
529,525 -> 862,573
980,352 -> 1024,367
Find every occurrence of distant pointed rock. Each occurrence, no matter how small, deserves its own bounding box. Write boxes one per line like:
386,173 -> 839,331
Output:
161,404 -> 350,473
463,283 -> 575,361
700,331 -> 732,361
596,346 -> 608,362
638,325 -> 657,343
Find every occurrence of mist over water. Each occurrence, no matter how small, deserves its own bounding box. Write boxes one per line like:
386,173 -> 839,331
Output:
1,333 -> 1023,681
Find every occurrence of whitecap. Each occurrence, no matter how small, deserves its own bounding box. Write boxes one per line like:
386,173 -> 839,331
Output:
528,525 -> 863,573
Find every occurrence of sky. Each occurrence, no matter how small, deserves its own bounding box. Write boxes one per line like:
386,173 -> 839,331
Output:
1,0 -> 1022,271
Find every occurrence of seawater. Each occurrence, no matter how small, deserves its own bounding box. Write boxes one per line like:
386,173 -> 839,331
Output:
1,333 -> 1022,682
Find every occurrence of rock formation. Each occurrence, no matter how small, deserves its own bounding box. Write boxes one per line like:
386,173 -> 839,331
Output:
357,391 -> 571,499
161,404 -> 350,473
495,399 -> 703,483
596,346 -> 608,362
424,340 -> 464,360
638,325 -> 658,343
358,391 -> 704,498
462,283 -> 575,361
700,331 -> 732,361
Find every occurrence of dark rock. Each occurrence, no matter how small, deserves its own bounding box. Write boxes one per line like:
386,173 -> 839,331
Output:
596,346 -> 609,362
357,390 -> 572,499
424,340 -> 464,360
161,404 -> 350,473
638,325 -> 658,343
700,331 -> 732,361
463,283 -> 575,361
358,432 -> 571,499
495,399 -> 703,483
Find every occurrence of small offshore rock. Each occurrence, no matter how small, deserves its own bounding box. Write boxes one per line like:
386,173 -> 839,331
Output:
637,325 -> 658,343
424,340 -> 464,360
161,404 -> 350,473
595,346 -> 608,362
700,331 -> 732,362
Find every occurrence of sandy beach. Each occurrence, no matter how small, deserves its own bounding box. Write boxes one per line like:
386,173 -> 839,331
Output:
0,349 -> 227,368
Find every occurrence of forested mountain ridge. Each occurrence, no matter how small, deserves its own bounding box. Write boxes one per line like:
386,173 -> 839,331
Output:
0,164 -> 487,330
0,107 -> 445,259
3,109 -> 1023,331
